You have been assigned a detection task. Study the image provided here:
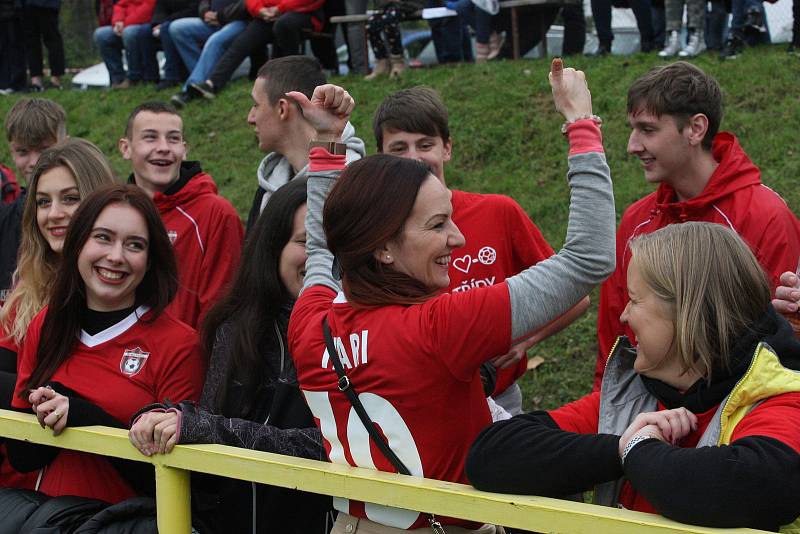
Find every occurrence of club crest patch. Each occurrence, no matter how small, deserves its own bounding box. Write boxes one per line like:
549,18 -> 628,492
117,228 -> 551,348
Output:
120,347 -> 150,376
167,230 -> 178,244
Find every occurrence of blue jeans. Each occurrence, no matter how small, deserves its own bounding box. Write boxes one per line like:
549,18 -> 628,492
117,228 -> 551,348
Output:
159,20 -> 187,82
93,24 -> 158,83
169,17 -> 247,90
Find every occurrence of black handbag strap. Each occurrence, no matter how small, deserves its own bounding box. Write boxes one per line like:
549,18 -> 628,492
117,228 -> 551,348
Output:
322,317 -> 446,533
322,317 -> 411,475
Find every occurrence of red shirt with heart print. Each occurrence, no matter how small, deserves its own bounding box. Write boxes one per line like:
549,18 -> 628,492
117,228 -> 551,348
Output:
447,189 -> 554,395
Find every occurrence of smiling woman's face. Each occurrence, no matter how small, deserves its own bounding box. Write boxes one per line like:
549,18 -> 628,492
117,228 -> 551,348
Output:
381,175 -> 465,290
621,257 -> 686,386
36,165 -> 80,254
78,203 -> 149,312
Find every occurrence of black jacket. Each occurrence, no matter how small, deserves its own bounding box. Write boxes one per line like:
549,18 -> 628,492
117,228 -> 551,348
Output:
141,306 -> 331,534
151,0 -> 200,23
0,190 -> 24,302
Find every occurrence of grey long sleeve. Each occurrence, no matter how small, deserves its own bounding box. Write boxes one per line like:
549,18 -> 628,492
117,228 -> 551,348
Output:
507,150 -> 615,340
302,167 -> 341,295
302,146 -> 616,343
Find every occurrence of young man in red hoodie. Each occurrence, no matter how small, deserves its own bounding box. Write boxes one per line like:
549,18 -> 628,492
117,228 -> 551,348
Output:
119,101 -> 243,328
594,61 -> 800,389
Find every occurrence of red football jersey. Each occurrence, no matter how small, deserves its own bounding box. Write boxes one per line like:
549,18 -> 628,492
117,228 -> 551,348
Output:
447,190 -> 554,394
290,284 -> 511,529
13,306 -> 204,503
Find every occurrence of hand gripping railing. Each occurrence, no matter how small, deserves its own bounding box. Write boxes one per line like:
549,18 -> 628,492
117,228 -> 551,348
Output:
0,409 -> 772,534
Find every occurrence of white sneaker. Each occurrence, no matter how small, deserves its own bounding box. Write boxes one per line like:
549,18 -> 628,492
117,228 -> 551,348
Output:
679,32 -> 706,57
658,31 -> 681,57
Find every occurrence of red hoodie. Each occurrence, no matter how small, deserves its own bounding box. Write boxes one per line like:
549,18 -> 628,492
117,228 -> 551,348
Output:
245,0 -> 324,29
112,0 -> 157,26
152,163 -> 244,329
594,132 -> 800,389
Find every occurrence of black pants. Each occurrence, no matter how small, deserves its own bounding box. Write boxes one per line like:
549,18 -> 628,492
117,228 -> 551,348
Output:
591,0 -> 654,47
209,13 -> 313,90
496,5 -> 559,58
561,2 -> 586,55
0,16 -> 27,90
793,0 -> 799,45
23,6 -> 65,77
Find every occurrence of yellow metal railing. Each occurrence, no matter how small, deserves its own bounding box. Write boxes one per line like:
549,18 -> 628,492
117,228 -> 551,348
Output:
0,409 -> 771,534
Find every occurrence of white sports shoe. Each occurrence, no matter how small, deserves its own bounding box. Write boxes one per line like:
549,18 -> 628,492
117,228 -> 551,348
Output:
658,31 -> 681,57
679,32 -> 706,57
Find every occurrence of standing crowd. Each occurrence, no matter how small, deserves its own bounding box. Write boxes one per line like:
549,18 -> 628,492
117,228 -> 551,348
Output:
0,54 -> 799,533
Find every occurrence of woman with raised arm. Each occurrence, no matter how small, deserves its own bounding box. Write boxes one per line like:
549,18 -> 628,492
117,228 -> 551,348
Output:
467,222 -> 800,531
288,58 -> 615,534
128,178 -> 333,534
9,184 -> 204,503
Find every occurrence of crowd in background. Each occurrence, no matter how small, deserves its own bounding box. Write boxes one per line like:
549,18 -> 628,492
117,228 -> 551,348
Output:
1,0 -> 799,95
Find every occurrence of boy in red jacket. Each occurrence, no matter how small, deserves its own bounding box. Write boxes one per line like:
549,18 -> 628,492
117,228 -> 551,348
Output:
93,0 -> 159,88
594,61 -> 800,389
119,101 -> 244,328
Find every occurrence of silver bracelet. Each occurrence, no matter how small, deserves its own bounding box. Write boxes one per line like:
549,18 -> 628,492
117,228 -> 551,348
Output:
561,114 -> 603,136
621,434 -> 655,466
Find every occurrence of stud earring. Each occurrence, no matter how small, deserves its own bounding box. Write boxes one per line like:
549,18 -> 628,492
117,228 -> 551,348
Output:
386,255 -> 392,262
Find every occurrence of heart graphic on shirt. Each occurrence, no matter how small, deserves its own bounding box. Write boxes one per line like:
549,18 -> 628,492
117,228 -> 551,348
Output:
452,255 -> 472,274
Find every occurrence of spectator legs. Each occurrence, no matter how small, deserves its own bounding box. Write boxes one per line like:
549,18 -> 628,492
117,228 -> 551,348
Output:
159,20 -> 188,83
208,19 -> 274,91
561,2 -> 586,55
180,20 -> 246,91
272,11 -> 314,56
345,0 -> 369,74
121,24 -> 158,82
704,0 -> 728,49
23,6 -> 65,80
94,26 -> 127,85
0,15 -> 26,91
170,18 -> 215,73
590,0 -> 614,49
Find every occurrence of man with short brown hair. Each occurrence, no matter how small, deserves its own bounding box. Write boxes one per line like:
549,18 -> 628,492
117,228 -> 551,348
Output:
594,61 -> 800,388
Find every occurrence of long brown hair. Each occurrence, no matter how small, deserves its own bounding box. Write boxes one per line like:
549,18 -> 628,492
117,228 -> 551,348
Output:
323,155 -> 438,307
23,184 -> 178,394
2,138 -> 116,344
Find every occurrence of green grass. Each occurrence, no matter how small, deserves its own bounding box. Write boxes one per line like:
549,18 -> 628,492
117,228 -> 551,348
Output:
2,46 -> 799,410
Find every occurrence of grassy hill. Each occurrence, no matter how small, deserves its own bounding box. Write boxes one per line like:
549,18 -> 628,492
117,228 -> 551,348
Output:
2,46 -> 799,409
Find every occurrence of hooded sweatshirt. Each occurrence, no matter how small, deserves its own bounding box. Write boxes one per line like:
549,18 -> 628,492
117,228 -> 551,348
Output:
146,161 -> 244,328
246,122 -> 365,230
595,132 -> 800,389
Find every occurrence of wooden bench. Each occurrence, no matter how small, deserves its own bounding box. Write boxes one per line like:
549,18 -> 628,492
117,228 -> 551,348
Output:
331,0 -> 568,62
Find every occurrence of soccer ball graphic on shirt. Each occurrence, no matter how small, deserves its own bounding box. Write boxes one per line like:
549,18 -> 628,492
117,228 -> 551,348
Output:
477,246 -> 496,265
120,347 -> 150,377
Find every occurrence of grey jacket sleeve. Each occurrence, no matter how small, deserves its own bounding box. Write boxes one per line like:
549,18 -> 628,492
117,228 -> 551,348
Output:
178,402 -> 326,460
507,151 -> 615,340
301,168 -> 342,295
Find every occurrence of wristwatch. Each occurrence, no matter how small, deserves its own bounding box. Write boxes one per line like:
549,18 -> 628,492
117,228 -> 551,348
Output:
309,140 -> 347,155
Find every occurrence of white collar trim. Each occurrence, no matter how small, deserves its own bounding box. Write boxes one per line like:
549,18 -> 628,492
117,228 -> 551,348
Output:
80,305 -> 150,348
